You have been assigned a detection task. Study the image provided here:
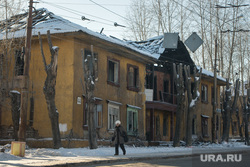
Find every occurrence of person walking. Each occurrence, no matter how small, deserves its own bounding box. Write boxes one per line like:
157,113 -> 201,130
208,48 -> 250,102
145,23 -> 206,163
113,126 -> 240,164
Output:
112,120 -> 126,155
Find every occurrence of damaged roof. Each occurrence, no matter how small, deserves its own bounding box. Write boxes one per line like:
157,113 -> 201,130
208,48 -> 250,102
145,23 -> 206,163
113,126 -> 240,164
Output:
126,35 -> 227,84
0,8 -> 156,61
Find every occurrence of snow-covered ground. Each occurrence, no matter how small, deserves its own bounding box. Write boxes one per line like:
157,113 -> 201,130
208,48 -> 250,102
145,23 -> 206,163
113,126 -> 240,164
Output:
0,141 -> 249,167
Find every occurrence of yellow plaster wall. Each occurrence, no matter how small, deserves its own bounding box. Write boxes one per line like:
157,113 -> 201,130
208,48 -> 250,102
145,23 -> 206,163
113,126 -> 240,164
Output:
29,34 -> 74,137
71,35 -> 147,139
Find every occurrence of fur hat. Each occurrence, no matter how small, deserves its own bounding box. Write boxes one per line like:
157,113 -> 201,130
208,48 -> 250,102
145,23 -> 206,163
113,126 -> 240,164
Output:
115,120 -> 121,125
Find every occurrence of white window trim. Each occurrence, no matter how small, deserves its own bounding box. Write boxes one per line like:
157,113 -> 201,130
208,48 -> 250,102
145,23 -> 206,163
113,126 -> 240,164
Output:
108,103 -> 120,130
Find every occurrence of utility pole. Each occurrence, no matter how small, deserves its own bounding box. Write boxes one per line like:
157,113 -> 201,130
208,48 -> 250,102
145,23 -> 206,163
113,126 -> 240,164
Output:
212,38 -> 218,143
18,0 -> 33,142
212,4 -> 219,143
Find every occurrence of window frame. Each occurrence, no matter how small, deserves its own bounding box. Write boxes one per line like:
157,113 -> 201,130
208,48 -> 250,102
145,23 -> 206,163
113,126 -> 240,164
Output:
107,57 -> 120,87
127,64 -> 139,92
83,97 -> 103,129
14,49 -> 24,76
108,103 -> 120,130
201,117 -> 209,138
211,86 -> 218,105
201,84 -> 208,103
127,107 -> 138,135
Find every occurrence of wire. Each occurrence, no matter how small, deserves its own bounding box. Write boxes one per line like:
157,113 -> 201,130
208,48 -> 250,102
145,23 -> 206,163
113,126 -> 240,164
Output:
38,2 -> 129,6
89,0 -> 129,21
38,0 -> 121,25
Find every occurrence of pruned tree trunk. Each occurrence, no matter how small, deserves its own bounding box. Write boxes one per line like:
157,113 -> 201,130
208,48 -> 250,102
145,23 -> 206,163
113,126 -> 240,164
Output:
243,89 -> 250,145
184,65 -> 202,146
38,31 -> 61,149
81,46 -> 98,149
10,91 -> 21,141
222,79 -> 231,142
222,79 -> 240,142
236,107 -> 244,141
173,63 -> 185,147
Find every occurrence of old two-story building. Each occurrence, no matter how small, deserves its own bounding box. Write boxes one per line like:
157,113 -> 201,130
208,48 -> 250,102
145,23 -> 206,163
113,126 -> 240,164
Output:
128,35 -> 227,142
0,8 -> 157,143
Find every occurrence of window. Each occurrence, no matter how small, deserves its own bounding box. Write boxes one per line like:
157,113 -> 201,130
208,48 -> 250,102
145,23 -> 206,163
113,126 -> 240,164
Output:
163,114 -> 169,136
127,64 -> 139,91
201,84 -> 208,103
15,49 -> 24,76
201,117 -> 209,137
108,103 -> 120,130
211,86 -> 218,105
95,104 -> 102,128
127,107 -> 138,135
83,98 -> 103,128
107,58 -> 119,86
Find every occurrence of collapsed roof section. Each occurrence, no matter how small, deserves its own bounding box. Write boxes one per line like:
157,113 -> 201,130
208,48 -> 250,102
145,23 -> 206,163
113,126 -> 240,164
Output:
127,35 -> 227,85
126,35 -> 194,65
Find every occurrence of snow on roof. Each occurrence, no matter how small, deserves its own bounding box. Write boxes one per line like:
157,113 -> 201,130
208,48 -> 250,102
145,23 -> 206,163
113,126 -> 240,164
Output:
126,35 -> 165,59
196,65 -> 226,83
0,8 -> 156,61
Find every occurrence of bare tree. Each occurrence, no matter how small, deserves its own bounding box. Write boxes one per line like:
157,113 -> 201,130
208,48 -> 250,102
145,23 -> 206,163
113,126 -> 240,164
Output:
125,0 -> 153,41
222,79 -> 240,142
242,89 -> 250,145
173,63 -> 185,147
9,90 -> 21,141
38,31 -> 61,149
81,46 -> 98,149
184,65 -> 201,146
0,0 -> 25,133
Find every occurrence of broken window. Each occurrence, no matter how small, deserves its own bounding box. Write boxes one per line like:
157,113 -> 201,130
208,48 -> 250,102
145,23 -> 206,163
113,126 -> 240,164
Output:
107,58 -> 119,85
15,50 -> 24,76
201,84 -> 208,103
127,64 -> 139,91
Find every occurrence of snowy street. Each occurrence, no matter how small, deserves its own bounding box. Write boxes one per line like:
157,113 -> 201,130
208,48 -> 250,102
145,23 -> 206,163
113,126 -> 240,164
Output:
0,141 -> 249,167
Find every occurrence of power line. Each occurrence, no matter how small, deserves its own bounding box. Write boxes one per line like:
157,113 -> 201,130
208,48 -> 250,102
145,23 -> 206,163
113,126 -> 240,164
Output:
38,0 -> 116,24
89,0 -> 129,21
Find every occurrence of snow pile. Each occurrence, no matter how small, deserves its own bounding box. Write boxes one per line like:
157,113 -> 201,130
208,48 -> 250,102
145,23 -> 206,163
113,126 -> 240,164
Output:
0,142 -> 249,166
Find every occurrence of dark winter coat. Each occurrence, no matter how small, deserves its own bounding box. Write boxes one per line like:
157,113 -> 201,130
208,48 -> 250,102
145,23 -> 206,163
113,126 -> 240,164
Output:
112,125 -> 126,144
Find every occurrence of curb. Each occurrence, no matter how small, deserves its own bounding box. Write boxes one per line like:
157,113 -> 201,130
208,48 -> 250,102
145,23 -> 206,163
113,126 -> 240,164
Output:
44,149 -> 250,167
